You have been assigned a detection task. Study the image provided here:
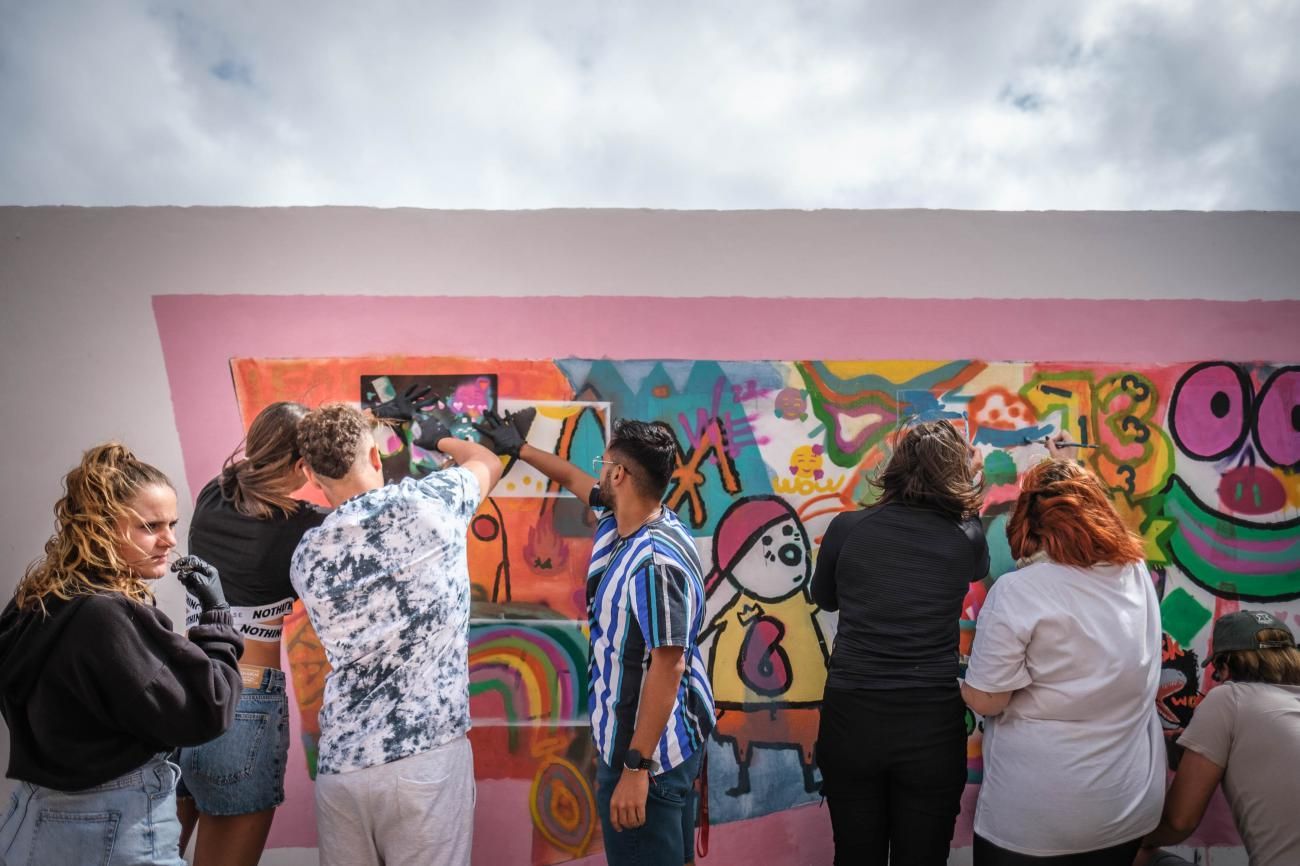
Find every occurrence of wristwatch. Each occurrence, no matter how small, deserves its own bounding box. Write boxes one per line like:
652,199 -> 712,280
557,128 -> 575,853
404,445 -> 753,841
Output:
623,749 -> 653,772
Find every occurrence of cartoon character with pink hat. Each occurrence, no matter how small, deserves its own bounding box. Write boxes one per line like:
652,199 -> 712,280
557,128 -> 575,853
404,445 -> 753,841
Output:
701,495 -> 830,796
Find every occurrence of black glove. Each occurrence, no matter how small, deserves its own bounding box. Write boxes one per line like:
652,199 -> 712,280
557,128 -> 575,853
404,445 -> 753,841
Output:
171,555 -> 229,613
372,384 -> 440,423
474,408 -> 536,458
410,413 -> 454,451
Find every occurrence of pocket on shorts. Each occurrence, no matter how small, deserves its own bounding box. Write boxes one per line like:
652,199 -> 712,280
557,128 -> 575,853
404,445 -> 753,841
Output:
188,711 -> 268,785
28,808 -> 121,866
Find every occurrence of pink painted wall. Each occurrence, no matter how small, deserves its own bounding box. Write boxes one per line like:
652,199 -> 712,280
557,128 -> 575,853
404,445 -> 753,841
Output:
153,293 -> 1299,860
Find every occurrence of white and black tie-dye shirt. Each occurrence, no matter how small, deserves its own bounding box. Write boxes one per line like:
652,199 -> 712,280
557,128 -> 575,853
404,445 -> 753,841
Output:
289,468 -> 481,775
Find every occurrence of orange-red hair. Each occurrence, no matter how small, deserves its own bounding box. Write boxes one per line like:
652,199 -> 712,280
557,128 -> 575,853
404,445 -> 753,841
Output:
1007,459 -> 1144,567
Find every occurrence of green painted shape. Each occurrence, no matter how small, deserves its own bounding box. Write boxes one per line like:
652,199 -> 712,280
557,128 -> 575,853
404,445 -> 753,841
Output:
984,450 -> 1018,486
469,680 -> 522,751
1161,476 -> 1300,602
1159,587 -> 1212,647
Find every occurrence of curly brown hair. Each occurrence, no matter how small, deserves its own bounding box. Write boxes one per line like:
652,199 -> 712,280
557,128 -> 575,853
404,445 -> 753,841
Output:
1007,458 -> 1145,567
871,419 -> 983,519
298,403 -> 371,480
17,443 -> 172,612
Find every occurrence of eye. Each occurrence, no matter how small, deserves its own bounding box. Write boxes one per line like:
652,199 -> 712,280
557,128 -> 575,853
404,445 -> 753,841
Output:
1253,367 -> 1300,468
1170,363 -> 1252,461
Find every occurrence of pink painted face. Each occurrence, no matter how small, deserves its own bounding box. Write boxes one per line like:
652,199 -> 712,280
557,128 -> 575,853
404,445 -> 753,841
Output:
114,484 -> 179,580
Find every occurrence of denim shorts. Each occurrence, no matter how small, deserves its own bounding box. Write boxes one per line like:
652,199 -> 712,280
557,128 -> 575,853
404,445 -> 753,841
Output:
178,667 -> 290,816
0,754 -> 186,866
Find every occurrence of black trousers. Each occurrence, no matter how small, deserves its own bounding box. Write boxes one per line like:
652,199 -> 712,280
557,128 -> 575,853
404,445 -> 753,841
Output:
816,685 -> 968,866
973,834 -> 1143,866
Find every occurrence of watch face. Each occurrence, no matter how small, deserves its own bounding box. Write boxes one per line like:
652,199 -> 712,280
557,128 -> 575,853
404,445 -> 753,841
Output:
624,749 -> 642,769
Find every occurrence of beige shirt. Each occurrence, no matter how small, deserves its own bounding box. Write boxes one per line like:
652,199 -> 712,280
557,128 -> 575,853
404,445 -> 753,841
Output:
1177,681 -> 1300,866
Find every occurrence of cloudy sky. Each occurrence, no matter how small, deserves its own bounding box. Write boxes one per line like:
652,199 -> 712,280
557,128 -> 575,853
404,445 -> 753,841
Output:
2,1 -> 1297,209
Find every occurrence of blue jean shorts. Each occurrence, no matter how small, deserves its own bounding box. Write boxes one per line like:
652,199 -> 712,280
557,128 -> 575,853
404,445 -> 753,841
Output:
0,754 -> 186,866
178,667 -> 290,816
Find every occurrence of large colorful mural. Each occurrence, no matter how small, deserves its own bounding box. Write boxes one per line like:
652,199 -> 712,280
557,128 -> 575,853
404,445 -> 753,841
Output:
228,353 -> 1299,862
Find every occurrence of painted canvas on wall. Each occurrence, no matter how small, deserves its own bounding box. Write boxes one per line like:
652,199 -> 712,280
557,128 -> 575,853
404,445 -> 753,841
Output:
229,354 -> 1298,862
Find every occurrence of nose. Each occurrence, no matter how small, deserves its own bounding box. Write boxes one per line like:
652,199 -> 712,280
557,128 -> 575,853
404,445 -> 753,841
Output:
1218,466 -> 1286,515
158,526 -> 177,551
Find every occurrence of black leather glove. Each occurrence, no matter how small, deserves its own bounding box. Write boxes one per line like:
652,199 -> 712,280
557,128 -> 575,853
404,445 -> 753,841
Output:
410,413 -> 454,451
171,555 -> 229,613
474,408 -> 536,458
372,384 -> 440,423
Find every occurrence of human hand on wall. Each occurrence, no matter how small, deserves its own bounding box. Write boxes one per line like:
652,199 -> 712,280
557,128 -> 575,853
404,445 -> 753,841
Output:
1045,433 -> 1082,460
171,555 -> 229,612
373,384 -> 440,423
473,408 -> 536,458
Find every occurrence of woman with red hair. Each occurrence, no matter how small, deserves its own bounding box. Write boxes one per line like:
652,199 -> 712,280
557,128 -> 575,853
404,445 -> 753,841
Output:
962,443 -> 1163,865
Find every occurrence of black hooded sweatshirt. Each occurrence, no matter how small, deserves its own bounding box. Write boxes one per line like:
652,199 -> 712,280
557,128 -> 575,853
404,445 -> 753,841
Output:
0,589 -> 244,790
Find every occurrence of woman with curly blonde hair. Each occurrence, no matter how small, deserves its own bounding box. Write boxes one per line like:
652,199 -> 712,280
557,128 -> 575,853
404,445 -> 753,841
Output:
962,441 -> 1163,865
0,444 -> 244,866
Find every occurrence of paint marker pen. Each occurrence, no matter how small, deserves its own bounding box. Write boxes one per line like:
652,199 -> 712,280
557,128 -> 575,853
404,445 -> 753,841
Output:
1024,437 -> 1100,449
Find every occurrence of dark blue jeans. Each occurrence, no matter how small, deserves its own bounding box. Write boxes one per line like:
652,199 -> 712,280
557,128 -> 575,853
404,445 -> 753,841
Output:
597,748 -> 703,866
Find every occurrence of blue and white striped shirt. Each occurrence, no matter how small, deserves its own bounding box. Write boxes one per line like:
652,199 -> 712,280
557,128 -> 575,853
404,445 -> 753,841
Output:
586,488 -> 715,773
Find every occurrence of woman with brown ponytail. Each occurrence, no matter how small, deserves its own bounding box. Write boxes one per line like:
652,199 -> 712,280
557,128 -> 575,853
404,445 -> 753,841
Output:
0,443 -> 244,865
175,402 -> 327,866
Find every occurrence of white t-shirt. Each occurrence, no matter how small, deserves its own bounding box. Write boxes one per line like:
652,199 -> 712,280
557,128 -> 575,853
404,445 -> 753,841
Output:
964,559 -> 1164,856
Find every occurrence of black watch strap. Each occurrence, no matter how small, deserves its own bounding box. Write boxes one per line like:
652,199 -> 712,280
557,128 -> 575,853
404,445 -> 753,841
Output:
623,748 -> 653,771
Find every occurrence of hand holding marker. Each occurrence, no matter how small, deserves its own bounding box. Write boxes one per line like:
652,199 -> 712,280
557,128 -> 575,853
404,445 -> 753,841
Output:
1026,433 -> 1097,460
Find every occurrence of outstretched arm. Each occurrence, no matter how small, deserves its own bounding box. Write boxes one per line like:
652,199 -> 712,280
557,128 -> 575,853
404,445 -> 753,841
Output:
518,443 -> 598,504
1141,750 -> 1224,849
438,436 -> 504,499
475,408 -> 598,503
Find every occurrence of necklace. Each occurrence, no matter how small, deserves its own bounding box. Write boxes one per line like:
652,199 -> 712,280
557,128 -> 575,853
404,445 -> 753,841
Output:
617,505 -> 663,540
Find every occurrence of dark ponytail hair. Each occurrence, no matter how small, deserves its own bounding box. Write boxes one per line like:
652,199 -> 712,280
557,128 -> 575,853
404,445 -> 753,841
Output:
220,402 -> 309,519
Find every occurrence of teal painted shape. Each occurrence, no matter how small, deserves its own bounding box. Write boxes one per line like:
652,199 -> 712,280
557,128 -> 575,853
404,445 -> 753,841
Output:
986,513 -> 1015,580
559,359 -> 782,536
567,407 -> 608,474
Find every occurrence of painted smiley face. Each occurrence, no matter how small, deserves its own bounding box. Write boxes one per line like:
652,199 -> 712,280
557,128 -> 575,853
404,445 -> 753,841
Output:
788,444 -> 825,480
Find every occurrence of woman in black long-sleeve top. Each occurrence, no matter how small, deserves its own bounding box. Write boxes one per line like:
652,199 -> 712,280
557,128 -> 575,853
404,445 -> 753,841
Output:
0,443 -> 243,866
812,420 -> 988,866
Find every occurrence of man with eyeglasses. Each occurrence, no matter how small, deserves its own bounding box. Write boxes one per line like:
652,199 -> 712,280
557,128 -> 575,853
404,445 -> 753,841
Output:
476,411 -> 715,866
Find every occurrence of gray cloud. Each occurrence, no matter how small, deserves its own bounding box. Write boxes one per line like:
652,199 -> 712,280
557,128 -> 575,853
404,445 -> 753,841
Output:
1,0 -> 1297,208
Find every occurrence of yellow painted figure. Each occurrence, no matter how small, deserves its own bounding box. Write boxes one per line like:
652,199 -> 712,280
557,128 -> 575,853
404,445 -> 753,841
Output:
702,496 -> 830,795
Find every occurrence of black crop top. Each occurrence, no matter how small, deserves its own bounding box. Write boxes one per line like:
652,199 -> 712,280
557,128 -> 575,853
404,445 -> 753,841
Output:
186,478 -> 327,642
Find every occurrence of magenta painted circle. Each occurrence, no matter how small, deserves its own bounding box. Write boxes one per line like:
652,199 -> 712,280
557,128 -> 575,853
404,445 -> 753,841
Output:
1254,368 -> 1300,468
1171,363 -> 1250,460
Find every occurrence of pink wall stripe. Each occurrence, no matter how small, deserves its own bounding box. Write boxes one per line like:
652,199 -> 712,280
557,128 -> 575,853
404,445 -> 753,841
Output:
152,294 -> 1300,503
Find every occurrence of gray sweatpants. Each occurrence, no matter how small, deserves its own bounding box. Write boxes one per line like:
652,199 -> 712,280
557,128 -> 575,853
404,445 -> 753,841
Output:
315,735 -> 476,866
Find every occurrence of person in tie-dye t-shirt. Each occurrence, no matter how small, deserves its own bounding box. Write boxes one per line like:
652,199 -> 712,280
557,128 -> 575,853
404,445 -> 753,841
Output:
289,403 -> 501,866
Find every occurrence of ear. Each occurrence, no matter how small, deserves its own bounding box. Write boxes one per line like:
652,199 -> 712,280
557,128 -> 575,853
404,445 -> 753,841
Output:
302,464 -> 324,493
368,442 -> 383,472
